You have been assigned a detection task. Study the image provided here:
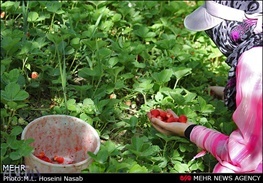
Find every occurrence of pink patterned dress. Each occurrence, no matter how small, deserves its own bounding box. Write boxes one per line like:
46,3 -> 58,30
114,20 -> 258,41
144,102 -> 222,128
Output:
190,47 -> 262,173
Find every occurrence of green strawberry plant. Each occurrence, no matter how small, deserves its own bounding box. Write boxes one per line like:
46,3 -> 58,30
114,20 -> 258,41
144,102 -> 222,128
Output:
1,0 -> 234,173
1,126 -> 34,171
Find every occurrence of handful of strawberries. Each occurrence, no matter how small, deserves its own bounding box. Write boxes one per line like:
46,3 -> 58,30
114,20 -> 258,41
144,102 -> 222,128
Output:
149,109 -> 187,123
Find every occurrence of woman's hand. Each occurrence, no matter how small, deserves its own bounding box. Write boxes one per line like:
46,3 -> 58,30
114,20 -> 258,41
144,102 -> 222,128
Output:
147,109 -> 193,137
209,86 -> 224,100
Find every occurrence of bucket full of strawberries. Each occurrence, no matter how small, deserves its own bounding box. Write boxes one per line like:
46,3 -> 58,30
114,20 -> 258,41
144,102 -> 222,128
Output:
21,115 -> 100,173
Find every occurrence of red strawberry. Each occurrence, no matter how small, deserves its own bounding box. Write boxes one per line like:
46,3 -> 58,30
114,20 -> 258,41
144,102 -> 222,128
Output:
149,109 -> 188,124
37,152 -> 45,158
166,117 -> 179,123
159,111 -> 167,121
150,109 -> 160,117
41,156 -> 52,163
54,156 -> 64,164
179,115 -> 187,123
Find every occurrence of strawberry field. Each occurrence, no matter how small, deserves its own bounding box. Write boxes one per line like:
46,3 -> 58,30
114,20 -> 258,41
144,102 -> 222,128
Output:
1,1 -> 236,173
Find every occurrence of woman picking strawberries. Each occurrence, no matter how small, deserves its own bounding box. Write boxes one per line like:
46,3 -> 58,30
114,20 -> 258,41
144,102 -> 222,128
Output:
148,0 -> 262,173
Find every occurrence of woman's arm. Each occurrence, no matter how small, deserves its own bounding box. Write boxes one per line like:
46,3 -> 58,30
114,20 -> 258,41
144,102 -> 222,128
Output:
190,47 -> 262,172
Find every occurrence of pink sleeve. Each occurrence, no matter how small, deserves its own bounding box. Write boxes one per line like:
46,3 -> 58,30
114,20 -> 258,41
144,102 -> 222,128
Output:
190,47 -> 262,173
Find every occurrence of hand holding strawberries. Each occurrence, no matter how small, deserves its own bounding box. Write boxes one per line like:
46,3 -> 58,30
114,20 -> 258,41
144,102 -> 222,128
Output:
149,109 -> 188,123
147,109 -> 193,137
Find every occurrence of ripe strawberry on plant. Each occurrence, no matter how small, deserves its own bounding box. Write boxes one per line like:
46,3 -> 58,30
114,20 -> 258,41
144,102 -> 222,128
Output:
31,71 -> 39,79
1,12 -> 5,19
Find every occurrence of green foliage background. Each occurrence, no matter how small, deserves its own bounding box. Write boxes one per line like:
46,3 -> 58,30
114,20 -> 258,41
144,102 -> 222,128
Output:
1,0 -> 236,173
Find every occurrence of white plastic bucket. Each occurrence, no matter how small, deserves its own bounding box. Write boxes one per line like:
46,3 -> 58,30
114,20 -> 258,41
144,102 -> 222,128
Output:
21,115 -> 100,173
